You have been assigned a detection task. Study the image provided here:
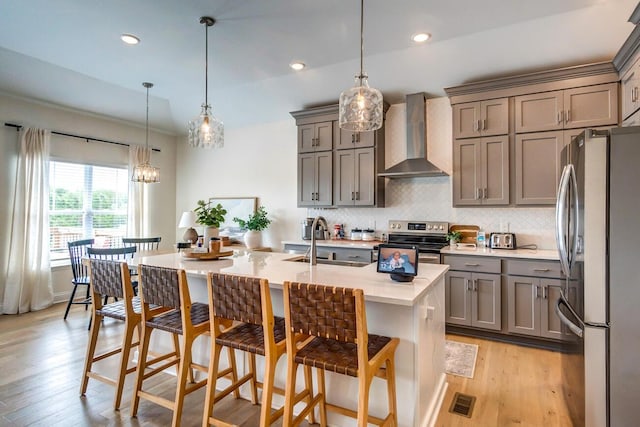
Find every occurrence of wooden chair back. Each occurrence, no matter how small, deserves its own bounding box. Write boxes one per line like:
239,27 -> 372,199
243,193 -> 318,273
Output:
68,238 -> 94,282
137,264 -> 183,311
88,259 -> 128,300
122,236 -> 161,252
87,246 -> 136,261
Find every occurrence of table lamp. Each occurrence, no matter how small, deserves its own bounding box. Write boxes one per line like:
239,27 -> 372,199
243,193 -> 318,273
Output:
178,211 -> 198,244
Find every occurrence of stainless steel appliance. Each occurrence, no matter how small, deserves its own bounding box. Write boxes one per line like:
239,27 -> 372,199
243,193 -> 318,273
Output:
555,127 -> 640,427
489,232 -> 516,249
301,218 -> 326,240
386,220 -> 449,264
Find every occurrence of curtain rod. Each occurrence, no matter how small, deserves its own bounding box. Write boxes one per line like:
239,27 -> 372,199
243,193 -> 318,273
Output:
3,122 -> 161,153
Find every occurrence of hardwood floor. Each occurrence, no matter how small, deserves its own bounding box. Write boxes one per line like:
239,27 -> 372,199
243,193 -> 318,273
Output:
435,334 -> 573,427
1,304 -> 573,426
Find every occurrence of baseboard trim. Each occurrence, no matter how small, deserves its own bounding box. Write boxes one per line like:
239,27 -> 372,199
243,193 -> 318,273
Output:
446,325 -> 564,352
422,373 -> 448,427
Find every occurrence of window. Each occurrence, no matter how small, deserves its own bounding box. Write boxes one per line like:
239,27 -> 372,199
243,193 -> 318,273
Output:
49,161 -> 129,260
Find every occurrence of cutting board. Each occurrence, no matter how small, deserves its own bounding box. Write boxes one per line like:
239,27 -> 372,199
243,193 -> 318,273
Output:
449,225 -> 480,244
181,250 -> 233,260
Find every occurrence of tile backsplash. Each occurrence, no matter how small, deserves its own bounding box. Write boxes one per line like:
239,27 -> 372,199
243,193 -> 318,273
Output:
308,176 -> 556,249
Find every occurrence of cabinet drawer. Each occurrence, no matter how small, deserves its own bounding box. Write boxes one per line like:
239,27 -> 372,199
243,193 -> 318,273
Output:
333,248 -> 373,263
505,259 -> 562,278
443,255 -> 501,274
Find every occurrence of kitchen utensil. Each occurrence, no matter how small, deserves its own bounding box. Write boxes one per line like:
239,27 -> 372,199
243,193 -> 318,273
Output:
489,232 -> 517,249
362,229 -> 375,241
449,225 -> 480,244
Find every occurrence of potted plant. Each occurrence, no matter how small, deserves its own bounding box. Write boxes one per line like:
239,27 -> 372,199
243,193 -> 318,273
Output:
234,206 -> 271,249
446,231 -> 462,249
193,199 -> 227,243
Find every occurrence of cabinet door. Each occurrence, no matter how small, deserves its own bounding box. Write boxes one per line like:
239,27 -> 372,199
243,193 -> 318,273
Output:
445,271 -> 472,326
333,150 -> 354,206
515,131 -> 563,205
354,147 -> 375,206
315,121 -> 334,151
333,247 -> 372,263
481,135 -> 510,205
453,102 -> 481,139
540,279 -> 567,340
471,273 -> 502,331
621,61 -> 639,121
338,129 -> 375,149
298,124 -> 316,153
480,98 -> 509,136
507,276 -> 540,336
515,91 -> 564,133
315,151 -> 333,206
452,139 -> 482,206
298,153 -> 317,206
563,83 -> 618,129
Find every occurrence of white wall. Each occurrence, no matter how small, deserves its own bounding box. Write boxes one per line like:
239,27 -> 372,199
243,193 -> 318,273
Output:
0,93 -> 179,304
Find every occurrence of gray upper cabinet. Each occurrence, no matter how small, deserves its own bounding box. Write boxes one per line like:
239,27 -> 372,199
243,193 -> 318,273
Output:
620,56 -> 640,121
298,121 -> 333,152
297,151 -> 332,207
334,147 -> 377,206
515,131 -> 565,205
336,128 -> 375,149
453,98 -> 509,139
453,135 -> 509,206
515,83 -> 618,133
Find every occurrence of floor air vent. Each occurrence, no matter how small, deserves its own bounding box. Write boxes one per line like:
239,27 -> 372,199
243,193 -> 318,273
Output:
449,392 -> 476,418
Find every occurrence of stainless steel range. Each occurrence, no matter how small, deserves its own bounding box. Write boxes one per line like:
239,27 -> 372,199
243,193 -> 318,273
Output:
386,220 -> 449,264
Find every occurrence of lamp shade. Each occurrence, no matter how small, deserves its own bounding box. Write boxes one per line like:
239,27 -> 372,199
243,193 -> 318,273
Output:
178,211 -> 197,228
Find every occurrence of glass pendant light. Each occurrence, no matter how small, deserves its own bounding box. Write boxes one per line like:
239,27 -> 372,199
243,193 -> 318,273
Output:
132,82 -> 160,183
339,0 -> 383,132
188,16 -> 224,149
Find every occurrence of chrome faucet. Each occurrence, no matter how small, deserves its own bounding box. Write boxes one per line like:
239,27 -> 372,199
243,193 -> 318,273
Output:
309,216 -> 328,266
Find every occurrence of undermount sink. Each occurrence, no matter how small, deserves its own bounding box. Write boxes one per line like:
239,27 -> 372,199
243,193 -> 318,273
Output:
284,256 -> 370,268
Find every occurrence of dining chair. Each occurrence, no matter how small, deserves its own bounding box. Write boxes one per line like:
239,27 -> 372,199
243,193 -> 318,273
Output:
64,238 -> 95,320
80,258 -> 141,410
130,264 -> 210,427
86,246 -> 137,261
282,281 -> 400,427
122,236 -> 161,253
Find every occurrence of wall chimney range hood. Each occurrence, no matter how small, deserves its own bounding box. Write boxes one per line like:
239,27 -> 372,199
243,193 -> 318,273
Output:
378,92 -> 447,178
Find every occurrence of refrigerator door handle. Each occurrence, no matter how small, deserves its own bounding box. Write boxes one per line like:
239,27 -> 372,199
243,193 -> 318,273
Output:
556,164 -> 572,277
567,164 -> 579,271
555,294 -> 583,338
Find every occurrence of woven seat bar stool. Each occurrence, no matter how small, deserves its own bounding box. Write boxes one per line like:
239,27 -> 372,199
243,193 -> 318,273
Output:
283,282 -> 400,427
63,238 -> 94,320
80,259 -> 141,409
130,264 -> 211,427
203,273 -> 315,427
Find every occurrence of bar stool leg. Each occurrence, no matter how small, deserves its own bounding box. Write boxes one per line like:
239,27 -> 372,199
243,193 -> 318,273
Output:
283,360 -> 298,425
202,340 -> 223,427
131,326 -> 153,417
249,353 -> 259,404
172,334 -> 192,427
113,319 -> 138,409
80,311 -> 102,396
385,358 -> 398,427
303,366 -> 316,425
227,347 -> 240,399
316,368 -> 327,427
356,376 -> 373,427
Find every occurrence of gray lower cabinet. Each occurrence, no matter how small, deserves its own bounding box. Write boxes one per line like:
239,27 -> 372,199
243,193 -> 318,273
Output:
506,259 -> 571,341
452,136 -> 509,206
444,255 -> 502,331
298,152 -> 332,207
283,243 -> 372,263
334,147 -> 378,206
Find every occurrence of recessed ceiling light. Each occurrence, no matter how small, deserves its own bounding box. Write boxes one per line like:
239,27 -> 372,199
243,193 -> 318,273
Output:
289,61 -> 306,71
121,34 -> 140,45
411,32 -> 431,43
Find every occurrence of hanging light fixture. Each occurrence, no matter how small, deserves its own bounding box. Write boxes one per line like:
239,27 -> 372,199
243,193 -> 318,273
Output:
338,0 -> 383,132
188,16 -> 224,149
132,82 -> 160,183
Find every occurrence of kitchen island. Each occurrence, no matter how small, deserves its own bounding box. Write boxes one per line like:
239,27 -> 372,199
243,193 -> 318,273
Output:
136,251 -> 449,427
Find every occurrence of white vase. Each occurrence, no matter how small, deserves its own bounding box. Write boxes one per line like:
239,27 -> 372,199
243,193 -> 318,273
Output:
244,230 -> 262,249
203,226 -> 219,245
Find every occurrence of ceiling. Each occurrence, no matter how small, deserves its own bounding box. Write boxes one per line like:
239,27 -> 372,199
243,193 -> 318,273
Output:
0,0 -> 636,134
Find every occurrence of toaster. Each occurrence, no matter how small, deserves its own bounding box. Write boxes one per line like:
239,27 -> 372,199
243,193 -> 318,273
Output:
489,233 -> 517,249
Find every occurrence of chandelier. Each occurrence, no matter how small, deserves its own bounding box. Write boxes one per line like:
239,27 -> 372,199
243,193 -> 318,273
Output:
132,82 -> 160,183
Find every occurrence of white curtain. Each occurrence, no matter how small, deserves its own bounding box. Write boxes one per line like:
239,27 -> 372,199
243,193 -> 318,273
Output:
3,128 -> 53,314
128,144 -> 149,236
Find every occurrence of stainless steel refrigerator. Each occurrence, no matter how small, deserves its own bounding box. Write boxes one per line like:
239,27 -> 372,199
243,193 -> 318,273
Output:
555,127 -> 640,427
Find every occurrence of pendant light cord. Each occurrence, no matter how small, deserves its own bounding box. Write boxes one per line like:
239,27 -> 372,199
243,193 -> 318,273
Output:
204,22 -> 209,106
359,0 -> 364,80
145,85 -> 149,150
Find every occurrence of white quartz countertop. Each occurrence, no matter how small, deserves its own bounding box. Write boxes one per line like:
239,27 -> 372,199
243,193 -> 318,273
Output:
282,239 -> 381,249
440,246 -> 559,260
136,251 -> 448,307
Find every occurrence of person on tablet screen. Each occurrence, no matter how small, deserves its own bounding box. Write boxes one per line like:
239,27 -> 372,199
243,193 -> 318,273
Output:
389,251 -> 406,272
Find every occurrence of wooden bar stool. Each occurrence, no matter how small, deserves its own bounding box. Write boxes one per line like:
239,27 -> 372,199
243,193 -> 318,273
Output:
130,264 -> 211,427
282,281 -> 400,427
80,258 -> 141,410
203,273 -> 314,427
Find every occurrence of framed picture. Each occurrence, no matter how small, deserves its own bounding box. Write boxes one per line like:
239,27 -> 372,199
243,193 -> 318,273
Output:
209,197 -> 257,238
